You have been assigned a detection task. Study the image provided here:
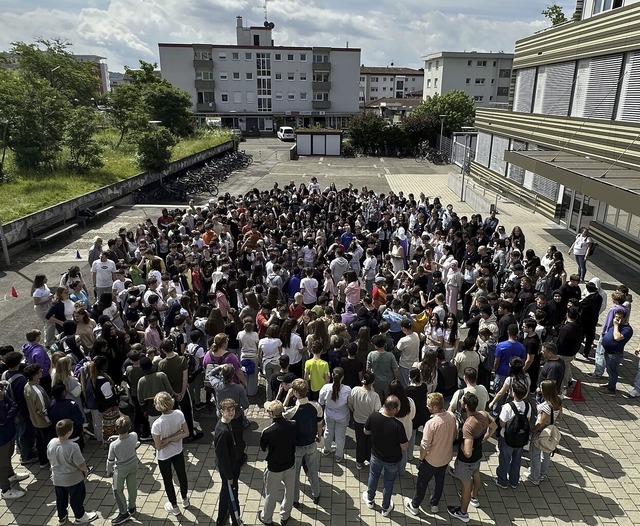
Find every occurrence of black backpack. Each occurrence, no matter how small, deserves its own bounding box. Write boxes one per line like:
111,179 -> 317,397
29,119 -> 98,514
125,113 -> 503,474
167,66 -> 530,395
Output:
504,401 -> 530,448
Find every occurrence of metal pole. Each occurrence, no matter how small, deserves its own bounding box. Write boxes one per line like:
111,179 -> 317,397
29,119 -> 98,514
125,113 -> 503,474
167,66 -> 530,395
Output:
0,220 -> 10,266
439,115 -> 446,151
460,133 -> 470,202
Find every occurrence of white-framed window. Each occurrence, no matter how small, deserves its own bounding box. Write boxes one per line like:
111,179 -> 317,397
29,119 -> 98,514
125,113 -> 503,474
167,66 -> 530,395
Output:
275,92 -> 283,101
465,78 -> 470,84
360,76 -> 365,81
218,52 -> 227,60
220,92 -> 229,102
427,62 -> 432,71
473,95 -> 484,102
477,60 -> 487,67
300,53 -> 307,61
313,73 -> 329,82
382,87 -> 387,91
245,52 -> 252,60
233,91 -> 242,103
194,51 -> 212,60
274,53 -> 282,61
288,92 -> 295,100
232,52 -> 239,60
313,54 -> 329,63
232,72 -> 240,80
246,91 -> 255,103
313,91 -> 329,101
475,78 -> 485,84
371,77 -> 378,82
196,71 -> 214,80
246,72 -> 253,80
197,91 -> 215,104
287,72 -> 295,81
275,73 -> 282,80
426,79 -> 431,87
383,77 -> 387,81
371,87 -> 378,92
434,78 -> 438,88
300,92 -> 307,100
287,53 -> 294,61
299,72 -> 307,81
219,72 -> 228,80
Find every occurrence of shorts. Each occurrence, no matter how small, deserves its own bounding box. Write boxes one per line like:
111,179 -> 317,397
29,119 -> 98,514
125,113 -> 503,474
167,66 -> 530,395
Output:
453,458 -> 481,482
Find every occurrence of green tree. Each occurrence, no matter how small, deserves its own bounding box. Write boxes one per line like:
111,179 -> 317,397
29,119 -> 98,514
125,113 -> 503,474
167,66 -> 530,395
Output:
144,82 -> 193,137
65,106 -> 104,172
542,4 -> 568,25
401,111 -> 439,153
412,90 -> 476,144
108,84 -> 147,147
136,125 -> 177,171
348,113 -> 388,155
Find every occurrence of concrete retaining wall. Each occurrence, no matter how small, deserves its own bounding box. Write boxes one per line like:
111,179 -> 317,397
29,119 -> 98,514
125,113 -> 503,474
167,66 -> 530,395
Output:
1,140 -> 234,249
447,172 -> 494,214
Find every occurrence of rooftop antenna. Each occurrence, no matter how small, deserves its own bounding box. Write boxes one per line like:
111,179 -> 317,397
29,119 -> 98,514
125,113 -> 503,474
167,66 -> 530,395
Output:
263,0 -> 269,22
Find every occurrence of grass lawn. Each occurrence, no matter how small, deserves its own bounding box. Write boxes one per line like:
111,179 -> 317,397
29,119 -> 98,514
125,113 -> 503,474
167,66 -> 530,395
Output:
0,128 -> 232,222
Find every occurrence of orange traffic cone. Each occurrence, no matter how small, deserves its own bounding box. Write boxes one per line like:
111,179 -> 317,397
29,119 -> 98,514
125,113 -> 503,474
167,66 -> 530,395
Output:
10,287 -> 18,298
567,379 -> 586,402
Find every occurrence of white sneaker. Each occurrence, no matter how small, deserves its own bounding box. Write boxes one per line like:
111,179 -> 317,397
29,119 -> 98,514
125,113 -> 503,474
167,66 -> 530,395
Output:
1,489 -> 25,499
75,512 -> 98,524
381,500 -> 394,517
164,502 -> 180,516
361,491 -> 374,509
404,497 -> 419,516
8,473 -> 30,483
182,496 -> 190,508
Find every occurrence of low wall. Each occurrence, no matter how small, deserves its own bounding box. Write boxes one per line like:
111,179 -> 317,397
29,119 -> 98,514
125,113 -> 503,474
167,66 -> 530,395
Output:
447,172 -> 494,214
1,140 -> 234,250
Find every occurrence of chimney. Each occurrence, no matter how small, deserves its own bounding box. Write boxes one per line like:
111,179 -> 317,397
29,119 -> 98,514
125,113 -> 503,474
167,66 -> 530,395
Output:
236,16 -> 243,28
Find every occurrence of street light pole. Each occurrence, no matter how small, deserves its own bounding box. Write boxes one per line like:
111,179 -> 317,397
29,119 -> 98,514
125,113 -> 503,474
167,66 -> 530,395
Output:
460,126 -> 476,202
439,114 -> 447,152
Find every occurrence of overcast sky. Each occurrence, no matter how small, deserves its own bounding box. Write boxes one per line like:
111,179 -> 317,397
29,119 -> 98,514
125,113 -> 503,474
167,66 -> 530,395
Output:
1,0 -> 577,72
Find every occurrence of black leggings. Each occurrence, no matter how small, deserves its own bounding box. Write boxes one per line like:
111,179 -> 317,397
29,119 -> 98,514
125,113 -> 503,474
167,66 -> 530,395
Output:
158,451 -> 188,506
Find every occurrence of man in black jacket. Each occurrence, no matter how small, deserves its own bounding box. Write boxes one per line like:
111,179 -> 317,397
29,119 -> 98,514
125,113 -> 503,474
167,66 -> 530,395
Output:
556,307 -> 584,392
258,400 -> 297,526
214,399 -> 243,526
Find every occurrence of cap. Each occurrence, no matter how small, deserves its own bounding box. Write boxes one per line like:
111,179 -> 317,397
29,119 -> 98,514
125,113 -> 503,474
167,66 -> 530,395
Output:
264,400 -> 284,416
277,372 -> 297,383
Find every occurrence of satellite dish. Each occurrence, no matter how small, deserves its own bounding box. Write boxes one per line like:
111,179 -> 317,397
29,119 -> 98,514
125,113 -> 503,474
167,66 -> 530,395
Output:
269,22 -> 275,29
264,21 -> 269,27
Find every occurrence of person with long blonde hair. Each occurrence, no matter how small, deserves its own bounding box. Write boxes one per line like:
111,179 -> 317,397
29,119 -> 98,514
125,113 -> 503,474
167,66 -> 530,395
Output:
52,356 -> 84,415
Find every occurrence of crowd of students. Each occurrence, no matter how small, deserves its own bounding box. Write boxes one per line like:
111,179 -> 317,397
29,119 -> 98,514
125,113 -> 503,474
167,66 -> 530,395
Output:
0,180 -> 635,525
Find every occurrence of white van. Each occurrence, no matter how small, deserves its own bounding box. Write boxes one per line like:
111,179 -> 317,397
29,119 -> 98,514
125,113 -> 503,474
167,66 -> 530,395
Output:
277,126 -> 295,141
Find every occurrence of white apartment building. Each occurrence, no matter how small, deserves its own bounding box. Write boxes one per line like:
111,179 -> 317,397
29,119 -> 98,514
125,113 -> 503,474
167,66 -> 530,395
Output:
158,16 -> 361,132
421,51 -> 513,106
359,66 -> 423,102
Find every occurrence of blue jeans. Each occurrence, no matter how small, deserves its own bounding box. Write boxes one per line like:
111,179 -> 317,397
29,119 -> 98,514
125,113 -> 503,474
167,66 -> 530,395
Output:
367,454 -> 400,510
575,254 -> 587,281
528,439 -> 552,484
594,336 -> 606,376
605,352 -> 624,392
496,436 -> 524,487
14,414 -> 36,462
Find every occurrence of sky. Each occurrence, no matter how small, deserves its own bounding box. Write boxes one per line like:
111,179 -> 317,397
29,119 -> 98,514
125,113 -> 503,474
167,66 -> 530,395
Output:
0,0 -> 578,72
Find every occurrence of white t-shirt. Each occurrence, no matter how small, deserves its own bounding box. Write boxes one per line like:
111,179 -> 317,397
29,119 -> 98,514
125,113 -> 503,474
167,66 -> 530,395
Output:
284,333 -> 304,365
300,277 -> 318,304
33,285 -> 51,309
259,337 -> 282,363
397,332 -> 420,369
151,410 -> 186,461
92,259 -> 116,287
237,330 -> 259,353
572,234 -> 593,256
499,399 -> 533,438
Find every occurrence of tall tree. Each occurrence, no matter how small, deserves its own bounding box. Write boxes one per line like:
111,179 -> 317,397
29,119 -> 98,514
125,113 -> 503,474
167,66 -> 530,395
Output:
542,4 -> 568,25
413,90 -> 476,137
65,106 -> 104,172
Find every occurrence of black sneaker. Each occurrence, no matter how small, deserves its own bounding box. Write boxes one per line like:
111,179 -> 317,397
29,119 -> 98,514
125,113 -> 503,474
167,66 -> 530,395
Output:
292,501 -> 301,510
313,496 -> 320,505
447,506 -> 470,523
127,508 -> 136,516
111,512 -> 131,525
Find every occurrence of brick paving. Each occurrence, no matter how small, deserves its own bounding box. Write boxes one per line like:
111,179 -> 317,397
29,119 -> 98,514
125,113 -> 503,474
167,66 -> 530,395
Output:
0,138 -> 638,525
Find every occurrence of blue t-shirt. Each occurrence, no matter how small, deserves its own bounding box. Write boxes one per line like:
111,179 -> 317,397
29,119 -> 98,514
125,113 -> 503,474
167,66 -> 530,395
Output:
602,324 -> 633,354
494,340 -> 526,376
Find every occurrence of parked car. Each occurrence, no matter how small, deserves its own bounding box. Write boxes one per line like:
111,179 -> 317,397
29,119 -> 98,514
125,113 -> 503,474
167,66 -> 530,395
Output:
277,126 -> 295,141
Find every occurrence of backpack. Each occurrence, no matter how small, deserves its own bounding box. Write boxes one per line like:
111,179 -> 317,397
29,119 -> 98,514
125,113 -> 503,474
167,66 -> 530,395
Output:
204,351 -> 230,390
533,408 -> 561,453
504,401 -> 531,448
185,342 -> 204,383
586,242 -> 598,257
1,371 -> 24,403
452,388 -> 466,446
478,341 -> 495,372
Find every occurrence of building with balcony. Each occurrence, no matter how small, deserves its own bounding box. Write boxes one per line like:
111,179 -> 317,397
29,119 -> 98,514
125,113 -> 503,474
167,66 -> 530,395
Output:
470,0 -> 640,270
421,51 -> 513,106
359,66 -> 424,102
158,16 -> 360,132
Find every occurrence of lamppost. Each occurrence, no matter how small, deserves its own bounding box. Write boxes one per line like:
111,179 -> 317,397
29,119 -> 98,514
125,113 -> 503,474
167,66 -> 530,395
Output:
460,126 -> 476,202
438,114 -> 447,152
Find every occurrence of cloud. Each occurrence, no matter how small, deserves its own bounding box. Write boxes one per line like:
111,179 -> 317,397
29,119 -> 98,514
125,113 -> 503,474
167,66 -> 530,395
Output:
0,0 -> 578,71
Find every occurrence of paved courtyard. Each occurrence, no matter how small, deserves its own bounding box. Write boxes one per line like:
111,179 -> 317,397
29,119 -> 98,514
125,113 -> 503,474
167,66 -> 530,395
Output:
0,137 -> 638,526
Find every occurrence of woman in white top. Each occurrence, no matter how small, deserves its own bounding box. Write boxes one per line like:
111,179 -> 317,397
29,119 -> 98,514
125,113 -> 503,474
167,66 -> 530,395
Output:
258,324 -> 282,401
390,237 -> 405,273
445,261 -> 463,316
443,314 -> 461,363
319,367 -> 351,462
386,380 -> 416,476
31,274 -> 55,346
237,319 -> 259,356
568,226 -> 593,282
348,372 -> 382,469
437,245 -> 455,283
280,318 -> 304,378
151,391 -> 190,516
423,314 -> 444,358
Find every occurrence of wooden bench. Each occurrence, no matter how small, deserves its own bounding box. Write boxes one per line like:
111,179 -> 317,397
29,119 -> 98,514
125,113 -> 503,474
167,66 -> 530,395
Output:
29,216 -> 79,250
75,197 -> 115,227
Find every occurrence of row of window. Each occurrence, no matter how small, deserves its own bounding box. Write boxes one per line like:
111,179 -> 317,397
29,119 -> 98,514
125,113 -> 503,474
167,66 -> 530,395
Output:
360,76 -> 418,82
198,91 -> 329,104
604,204 -> 640,239
198,71 -> 332,82
196,51 -> 310,62
369,86 -> 410,92
592,0 -> 624,16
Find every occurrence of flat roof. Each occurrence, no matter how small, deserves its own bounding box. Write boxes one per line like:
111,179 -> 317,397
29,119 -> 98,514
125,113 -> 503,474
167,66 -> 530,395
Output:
421,51 -> 514,60
159,43 -> 360,52
360,66 -> 423,75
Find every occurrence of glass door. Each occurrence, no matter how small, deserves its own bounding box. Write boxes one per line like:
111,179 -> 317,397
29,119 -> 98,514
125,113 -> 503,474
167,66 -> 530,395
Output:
569,192 -> 583,231
559,187 -> 572,226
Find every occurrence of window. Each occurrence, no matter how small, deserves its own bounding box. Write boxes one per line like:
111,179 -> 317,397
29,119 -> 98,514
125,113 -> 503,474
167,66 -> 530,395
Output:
299,72 -> 307,81
220,93 -> 229,102
288,92 -> 295,100
219,72 -> 228,80
196,71 -> 214,80
383,77 -> 387,82
300,53 -> 307,61
491,79 -> 495,84
499,69 -> 511,78
287,54 -> 294,61
360,76 -> 365,81
246,72 -> 253,80
382,87 -> 387,91
313,73 -> 329,82
371,87 -> 379,92
275,92 -> 283,100
435,60 -> 439,70
232,72 -> 240,80
232,52 -> 239,60
427,62 -> 432,71
287,72 -> 295,81
300,92 -> 307,100
426,79 -> 431,87
194,51 -> 212,60
274,53 -> 282,61
218,52 -> 227,60
246,91 -> 255,103
493,61 -> 497,66
465,78 -> 470,84
497,87 -> 509,96
275,73 -> 282,80
313,91 -> 329,101
593,0 -> 624,14
434,78 -> 438,88
313,54 -> 329,63
467,60 -> 472,66
477,60 -> 487,67
412,78 -> 415,82
605,205 -> 617,225
253,35 -> 260,46
371,77 -> 378,82
197,91 -> 215,104
233,91 -> 242,103
475,78 -> 485,84
473,95 -> 484,102
258,97 -> 271,111
245,52 -> 252,60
